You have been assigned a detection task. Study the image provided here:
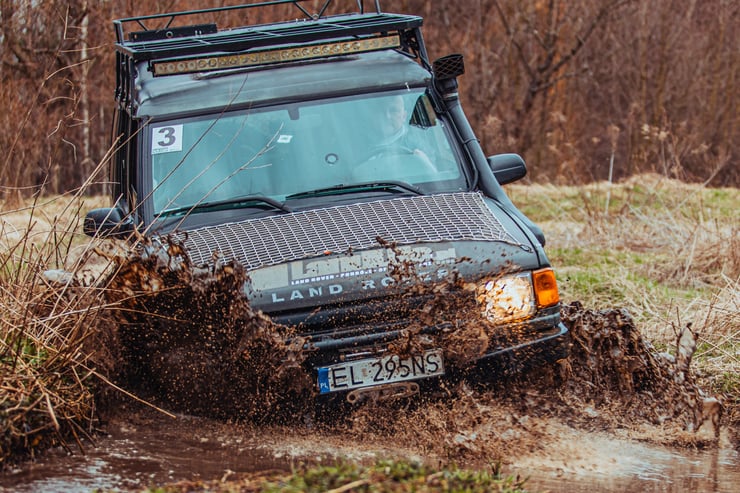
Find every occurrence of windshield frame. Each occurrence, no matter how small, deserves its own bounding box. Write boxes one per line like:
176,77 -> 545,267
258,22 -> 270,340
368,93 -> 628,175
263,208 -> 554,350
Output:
141,88 -> 472,229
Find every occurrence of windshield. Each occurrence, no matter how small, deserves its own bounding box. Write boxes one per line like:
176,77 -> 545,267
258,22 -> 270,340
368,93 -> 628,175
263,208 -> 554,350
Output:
148,89 -> 467,214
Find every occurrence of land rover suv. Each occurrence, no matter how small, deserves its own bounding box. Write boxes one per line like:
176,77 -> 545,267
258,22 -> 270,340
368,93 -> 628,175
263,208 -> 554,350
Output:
85,0 -> 570,402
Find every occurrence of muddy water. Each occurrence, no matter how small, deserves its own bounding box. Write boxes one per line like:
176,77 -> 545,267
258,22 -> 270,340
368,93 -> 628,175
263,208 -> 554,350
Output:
1,407 -> 738,492
5,240 -> 737,491
0,411 -> 291,492
516,429 -> 740,493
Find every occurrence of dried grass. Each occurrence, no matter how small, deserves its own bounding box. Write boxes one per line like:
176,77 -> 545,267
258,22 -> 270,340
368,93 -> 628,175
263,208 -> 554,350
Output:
0,192 -> 116,465
508,175 -> 739,424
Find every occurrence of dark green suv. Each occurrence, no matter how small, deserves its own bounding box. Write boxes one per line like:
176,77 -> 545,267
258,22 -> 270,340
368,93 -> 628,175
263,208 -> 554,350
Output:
85,0 -> 569,403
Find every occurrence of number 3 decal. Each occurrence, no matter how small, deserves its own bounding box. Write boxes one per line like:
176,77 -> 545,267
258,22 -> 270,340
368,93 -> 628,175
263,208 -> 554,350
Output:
152,124 -> 183,154
157,127 -> 176,147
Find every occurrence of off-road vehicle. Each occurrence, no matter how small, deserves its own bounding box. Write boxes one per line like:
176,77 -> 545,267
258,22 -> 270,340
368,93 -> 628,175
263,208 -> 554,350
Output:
85,0 -> 570,403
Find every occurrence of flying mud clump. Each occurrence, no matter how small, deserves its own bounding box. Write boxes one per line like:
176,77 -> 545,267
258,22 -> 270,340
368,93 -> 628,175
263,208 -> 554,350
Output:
99,238 -> 312,422
553,302 -> 722,439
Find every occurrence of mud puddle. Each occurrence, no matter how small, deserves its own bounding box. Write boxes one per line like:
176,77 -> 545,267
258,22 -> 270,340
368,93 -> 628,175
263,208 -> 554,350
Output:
4,239 -> 737,491
1,405 -> 738,492
517,429 -> 739,492
0,410 -> 289,492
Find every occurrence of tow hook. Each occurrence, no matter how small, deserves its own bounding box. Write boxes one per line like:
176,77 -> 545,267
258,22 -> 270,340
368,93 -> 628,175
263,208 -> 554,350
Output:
346,381 -> 420,404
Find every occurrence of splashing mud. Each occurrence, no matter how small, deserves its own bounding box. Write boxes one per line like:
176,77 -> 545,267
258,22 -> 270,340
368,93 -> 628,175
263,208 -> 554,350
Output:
98,237 -> 538,421
2,236 -> 736,491
553,303 -> 720,437
342,303 -> 726,472
96,237 -> 726,449
99,239 -> 312,421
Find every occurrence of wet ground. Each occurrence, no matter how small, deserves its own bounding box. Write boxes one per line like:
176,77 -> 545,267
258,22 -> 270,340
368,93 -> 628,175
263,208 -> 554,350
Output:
1,405 -> 737,492
3,240 -> 738,491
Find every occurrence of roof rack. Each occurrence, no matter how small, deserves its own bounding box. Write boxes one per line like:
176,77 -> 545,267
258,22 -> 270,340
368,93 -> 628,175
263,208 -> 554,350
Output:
113,1 -> 428,109
115,1 -> 379,42
113,1 -> 420,63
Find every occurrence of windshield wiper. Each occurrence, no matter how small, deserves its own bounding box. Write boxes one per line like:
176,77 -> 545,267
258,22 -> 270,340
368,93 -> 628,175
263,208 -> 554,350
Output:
286,181 -> 423,200
159,194 -> 292,217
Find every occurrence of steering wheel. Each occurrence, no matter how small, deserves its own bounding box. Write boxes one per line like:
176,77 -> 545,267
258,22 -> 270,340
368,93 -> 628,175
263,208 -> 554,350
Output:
370,145 -> 416,158
353,145 -> 438,181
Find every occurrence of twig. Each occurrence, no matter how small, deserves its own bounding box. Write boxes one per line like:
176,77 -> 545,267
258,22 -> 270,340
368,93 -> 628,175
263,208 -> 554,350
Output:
86,367 -> 177,419
44,393 -> 61,431
326,479 -> 371,493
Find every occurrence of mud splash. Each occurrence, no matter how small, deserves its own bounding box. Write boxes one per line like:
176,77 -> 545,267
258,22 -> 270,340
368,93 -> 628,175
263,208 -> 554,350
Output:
2,236 -> 736,491
554,303 -> 720,437
98,237 -> 530,421
99,239 -> 312,421
342,303 -> 725,468
97,236 -> 725,448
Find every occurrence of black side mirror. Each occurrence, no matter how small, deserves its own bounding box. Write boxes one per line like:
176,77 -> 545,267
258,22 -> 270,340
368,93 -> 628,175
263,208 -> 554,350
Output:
84,207 -> 135,238
487,153 -> 527,185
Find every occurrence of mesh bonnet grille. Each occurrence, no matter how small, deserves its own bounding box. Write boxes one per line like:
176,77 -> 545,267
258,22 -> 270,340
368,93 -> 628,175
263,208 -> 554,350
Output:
173,192 -> 519,269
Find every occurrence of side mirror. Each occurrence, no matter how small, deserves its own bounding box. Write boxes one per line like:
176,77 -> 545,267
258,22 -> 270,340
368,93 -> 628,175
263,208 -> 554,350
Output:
83,207 -> 135,238
487,153 -> 527,185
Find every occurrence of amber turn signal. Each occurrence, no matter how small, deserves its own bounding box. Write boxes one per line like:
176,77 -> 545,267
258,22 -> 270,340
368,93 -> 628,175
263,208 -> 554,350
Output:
533,268 -> 559,308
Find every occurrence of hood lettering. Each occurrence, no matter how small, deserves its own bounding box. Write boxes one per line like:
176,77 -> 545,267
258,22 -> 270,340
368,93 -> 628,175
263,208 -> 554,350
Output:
251,246 -> 457,293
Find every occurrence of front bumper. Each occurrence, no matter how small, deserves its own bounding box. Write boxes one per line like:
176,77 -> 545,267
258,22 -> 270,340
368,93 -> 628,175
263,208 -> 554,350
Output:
301,316 -> 571,395
468,321 -> 570,376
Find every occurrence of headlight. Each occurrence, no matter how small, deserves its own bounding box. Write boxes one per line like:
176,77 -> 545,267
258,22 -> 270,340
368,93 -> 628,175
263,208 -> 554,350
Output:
476,272 -> 535,324
475,268 -> 560,324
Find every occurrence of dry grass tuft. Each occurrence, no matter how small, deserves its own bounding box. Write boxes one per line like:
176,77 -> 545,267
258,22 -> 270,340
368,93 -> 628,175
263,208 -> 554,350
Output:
0,193 -> 115,465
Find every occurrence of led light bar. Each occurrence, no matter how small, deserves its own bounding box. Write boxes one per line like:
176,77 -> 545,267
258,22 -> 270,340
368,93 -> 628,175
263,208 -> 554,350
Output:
151,34 -> 401,76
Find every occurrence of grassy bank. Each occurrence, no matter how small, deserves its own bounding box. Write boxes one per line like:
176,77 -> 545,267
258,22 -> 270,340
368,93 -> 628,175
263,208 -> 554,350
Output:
508,174 -> 739,409
144,460 -> 527,493
0,193 -> 111,465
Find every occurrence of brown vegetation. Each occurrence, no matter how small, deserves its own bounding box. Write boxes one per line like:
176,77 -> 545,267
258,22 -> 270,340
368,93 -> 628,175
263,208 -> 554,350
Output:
0,0 -> 737,203
0,193 -> 113,465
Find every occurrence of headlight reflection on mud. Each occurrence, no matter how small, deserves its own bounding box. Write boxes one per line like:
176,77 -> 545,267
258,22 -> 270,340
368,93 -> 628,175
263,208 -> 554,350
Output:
475,272 -> 535,323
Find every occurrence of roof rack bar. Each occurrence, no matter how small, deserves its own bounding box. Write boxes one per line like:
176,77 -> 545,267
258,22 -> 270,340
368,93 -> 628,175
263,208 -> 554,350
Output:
114,1 -> 316,43
117,11 -> 421,63
317,0 -> 334,18
293,3 -> 313,18
115,0 -> 313,24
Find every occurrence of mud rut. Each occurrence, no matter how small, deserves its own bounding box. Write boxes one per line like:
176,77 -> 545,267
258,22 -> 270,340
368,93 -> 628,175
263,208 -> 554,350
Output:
95,239 -> 731,472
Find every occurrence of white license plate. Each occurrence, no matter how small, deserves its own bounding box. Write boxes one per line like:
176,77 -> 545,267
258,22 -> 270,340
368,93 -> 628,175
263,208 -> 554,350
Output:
317,350 -> 444,394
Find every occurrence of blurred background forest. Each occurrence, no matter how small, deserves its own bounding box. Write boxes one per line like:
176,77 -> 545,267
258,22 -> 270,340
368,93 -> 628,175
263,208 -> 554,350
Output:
0,0 -> 737,203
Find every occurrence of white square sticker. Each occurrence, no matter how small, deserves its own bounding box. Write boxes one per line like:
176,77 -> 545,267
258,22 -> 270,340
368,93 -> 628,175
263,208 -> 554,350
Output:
152,125 -> 183,154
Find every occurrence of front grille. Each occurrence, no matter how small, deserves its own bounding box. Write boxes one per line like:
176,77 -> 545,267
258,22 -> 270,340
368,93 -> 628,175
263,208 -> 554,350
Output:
173,192 -> 519,270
